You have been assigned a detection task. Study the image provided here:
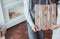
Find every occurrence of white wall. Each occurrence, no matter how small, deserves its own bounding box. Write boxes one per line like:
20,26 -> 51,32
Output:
0,0 -> 26,29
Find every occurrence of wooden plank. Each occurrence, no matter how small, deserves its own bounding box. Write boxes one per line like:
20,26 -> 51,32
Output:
51,4 -> 57,25
35,4 -> 43,30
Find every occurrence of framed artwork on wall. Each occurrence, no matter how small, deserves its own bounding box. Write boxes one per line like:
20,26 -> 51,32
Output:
1,0 -> 26,29
8,2 -> 24,20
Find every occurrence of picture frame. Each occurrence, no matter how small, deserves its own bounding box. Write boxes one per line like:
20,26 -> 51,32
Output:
1,0 -> 26,29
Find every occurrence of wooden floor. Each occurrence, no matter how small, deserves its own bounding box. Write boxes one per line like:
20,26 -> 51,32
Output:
5,21 -> 52,39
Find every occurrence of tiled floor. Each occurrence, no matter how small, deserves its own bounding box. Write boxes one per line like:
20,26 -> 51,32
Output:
5,21 -> 52,39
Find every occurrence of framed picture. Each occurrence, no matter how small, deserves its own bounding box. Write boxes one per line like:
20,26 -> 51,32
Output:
1,0 -> 26,29
8,3 -> 23,19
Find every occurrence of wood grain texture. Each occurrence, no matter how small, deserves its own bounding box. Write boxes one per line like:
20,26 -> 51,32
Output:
35,4 -> 57,30
5,21 -> 52,39
6,21 -> 29,39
